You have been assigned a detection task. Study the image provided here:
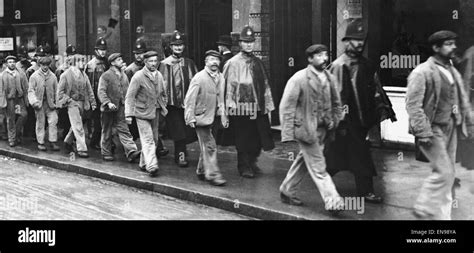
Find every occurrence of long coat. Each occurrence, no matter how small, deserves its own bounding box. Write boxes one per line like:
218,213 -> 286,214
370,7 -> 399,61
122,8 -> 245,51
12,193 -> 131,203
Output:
280,66 -> 342,144
125,67 -> 168,121
28,69 -> 57,110
184,69 -> 225,127
223,52 -> 275,152
325,54 -> 395,177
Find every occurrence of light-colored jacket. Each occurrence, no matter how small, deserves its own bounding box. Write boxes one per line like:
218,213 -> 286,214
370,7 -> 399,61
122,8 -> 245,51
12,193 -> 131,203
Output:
125,67 -> 168,120
223,52 -> 275,114
184,69 -> 225,127
57,67 -> 96,111
28,69 -> 58,110
280,66 -> 342,144
0,69 -> 29,109
406,56 -> 473,139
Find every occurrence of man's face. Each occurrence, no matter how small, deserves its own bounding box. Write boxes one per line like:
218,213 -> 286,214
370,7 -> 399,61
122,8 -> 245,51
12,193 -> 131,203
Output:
136,26 -> 145,34
218,45 -> 228,53
205,56 -> 221,72
40,64 -> 49,72
308,51 -> 329,71
96,49 -> 107,58
112,57 -> 124,68
73,56 -> 86,70
346,39 -> 365,55
240,41 -> 255,53
135,53 -> 144,62
7,60 -> 16,70
171,44 -> 184,55
434,39 -> 457,59
145,56 -> 158,71
97,27 -> 106,36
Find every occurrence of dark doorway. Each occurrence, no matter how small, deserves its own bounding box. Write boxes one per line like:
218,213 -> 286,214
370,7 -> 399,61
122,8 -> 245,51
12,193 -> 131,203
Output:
191,0 -> 232,69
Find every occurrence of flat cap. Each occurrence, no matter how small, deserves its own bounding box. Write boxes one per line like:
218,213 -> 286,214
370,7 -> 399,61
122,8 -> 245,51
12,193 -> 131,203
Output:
5,55 -> 17,61
305,44 -> 328,57
428,30 -> 458,45
143,51 -> 159,59
205,50 -> 222,59
38,56 -> 52,65
108,53 -> 122,64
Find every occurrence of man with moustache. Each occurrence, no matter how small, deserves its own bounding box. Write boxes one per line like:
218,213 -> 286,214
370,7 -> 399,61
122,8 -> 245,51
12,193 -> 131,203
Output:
223,26 -> 275,179
159,30 -> 198,167
326,20 -> 396,204
0,56 -> 29,147
57,54 -> 97,158
184,50 -> 228,187
85,38 -> 109,150
125,51 -> 168,177
279,44 -> 344,211
28,56 -> 59,151
407,31 -> 474,220
98,53 -> 141,162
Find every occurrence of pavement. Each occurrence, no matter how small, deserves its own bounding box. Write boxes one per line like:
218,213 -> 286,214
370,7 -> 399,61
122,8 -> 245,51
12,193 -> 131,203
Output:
0,135 -> 473,220
0,156 -> 249,220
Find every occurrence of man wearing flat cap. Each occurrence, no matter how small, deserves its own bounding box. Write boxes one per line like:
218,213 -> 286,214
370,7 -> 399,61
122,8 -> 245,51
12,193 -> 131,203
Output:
279,44 -> 344,211
85,37 -> 109,150
16,45 -> 32,76
125,51 -> 168,177
28,56 -> 59,151
159,30 -> 198,167
0,55 -> 29,147
325,19 -> 396,204
57,54 -> 97,158
223,25 -> 275,179
407,30 -> 474,220
184,50 -> 228,186
98,53 -> 141,162
217,35 -> 234,71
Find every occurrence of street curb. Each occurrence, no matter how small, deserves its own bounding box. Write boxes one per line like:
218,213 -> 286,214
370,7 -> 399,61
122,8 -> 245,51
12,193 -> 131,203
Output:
0,147 -> 307,220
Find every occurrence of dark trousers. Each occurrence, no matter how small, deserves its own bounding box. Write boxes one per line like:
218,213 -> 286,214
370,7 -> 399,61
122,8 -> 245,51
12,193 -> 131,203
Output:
355,174 -> 374,196
89,108 -> 102,146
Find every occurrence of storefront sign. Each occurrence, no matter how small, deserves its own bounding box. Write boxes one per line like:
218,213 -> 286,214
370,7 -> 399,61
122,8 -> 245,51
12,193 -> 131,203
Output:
347,0 -> 363,19
0,38 -> 14,51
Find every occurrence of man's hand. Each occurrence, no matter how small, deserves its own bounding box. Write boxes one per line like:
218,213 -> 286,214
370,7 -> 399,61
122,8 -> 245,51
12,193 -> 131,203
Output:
189,122 -> 196,128
125,117 -> 132,125
92,105 -> 97,111
221,116 -> 229,129
418,137 -> 433,147
108,102 -> 117,111
327,121 -> 335,131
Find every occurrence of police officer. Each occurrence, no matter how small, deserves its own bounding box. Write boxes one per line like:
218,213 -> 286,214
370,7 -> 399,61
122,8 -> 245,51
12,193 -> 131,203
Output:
159,30 -> 198,167
85,37 -> 109,150
223,26 -> 275,178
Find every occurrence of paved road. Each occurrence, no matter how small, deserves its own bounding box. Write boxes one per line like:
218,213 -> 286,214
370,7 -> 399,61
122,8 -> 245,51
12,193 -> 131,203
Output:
0,156 -> 249,220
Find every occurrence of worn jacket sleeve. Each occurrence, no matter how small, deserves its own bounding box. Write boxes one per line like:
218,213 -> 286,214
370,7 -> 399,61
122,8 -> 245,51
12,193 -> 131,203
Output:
0,73 -> 6,109
85,73 -> 97,109
27,75 -> 39,108
157,73 -> 168,117
223,61 -> 238,109
125,75 -> 140,118
57,73 -> 71,108
97,75 -> 110,106
329,75 -> 343,127
21,73 -> 29,106
406,71 -> 433,138
279,77 -> 300,143
184,78 -> 200,125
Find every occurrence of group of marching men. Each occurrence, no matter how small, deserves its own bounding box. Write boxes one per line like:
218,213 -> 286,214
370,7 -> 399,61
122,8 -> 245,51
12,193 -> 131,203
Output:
0,20 -> 472,219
